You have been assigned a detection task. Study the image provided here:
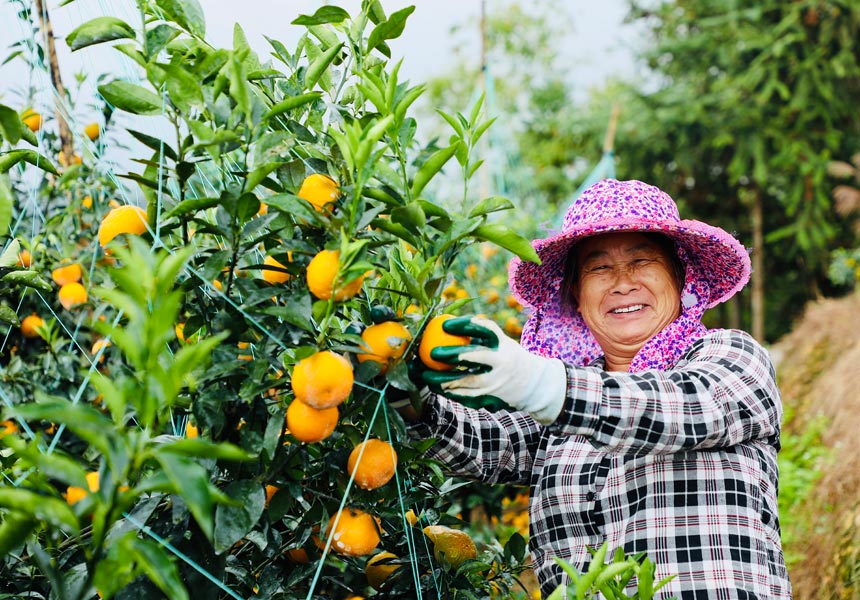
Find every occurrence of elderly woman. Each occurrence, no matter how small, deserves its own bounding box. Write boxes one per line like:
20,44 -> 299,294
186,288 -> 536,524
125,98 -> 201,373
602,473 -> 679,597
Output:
408,179 -> 791,598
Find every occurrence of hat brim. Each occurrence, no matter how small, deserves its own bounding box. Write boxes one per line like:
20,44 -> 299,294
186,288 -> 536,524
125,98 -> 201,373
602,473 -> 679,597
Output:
508,218 -> 751,310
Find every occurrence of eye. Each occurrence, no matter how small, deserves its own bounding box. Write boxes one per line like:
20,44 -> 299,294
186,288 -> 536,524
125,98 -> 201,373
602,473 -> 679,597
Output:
586,264 -> 610,273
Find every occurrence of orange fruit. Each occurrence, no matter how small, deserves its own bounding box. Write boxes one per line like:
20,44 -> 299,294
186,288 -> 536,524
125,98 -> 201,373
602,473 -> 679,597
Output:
356,321 -> 411,373
82,195 -> 93,209
347,439 -> 397,490
22,110 -> 42,132
422,525 -> 477,568
264,484 -> 279,508
66,471 -> 100,505
418,314 -> 471,371
185,421 -> 199,438
465,264 -> 478,278
324,508 -> 380,556
366,551 -> 401,590
306,249 -> 366,301
91,339 -> 111,362
16,250 -> 31,267
297,173 -> 340,212
285,399 -> 338,443
51,262 -> 82,286
21,314 -> 44,339
0,420 -> 18,436
506,295 -> 522,310
290,350 -> 353,409
98,205 -> 148,247
404,509 -> 419,527
84,122 -> 100,141
262,254 -> 292,284
504,316 -> 523,338
286,547 -> 309,563
480,243 -> 499,260
58,282 -> 87,309
57,151 -> 82,167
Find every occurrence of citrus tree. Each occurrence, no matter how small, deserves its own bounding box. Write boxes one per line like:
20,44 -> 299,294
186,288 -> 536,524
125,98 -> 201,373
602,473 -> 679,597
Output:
0,1 -> 543,598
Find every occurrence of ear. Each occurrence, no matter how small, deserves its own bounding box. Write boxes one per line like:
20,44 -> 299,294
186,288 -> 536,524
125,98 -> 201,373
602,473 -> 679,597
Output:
570,282 -> 581,312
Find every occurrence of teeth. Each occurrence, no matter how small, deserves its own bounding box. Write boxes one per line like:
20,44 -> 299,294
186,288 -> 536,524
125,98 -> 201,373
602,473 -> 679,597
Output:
612,305 -> 643,314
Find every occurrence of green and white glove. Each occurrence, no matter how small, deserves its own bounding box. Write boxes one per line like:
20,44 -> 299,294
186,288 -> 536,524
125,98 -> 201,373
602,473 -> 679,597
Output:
421,316 -> 568,425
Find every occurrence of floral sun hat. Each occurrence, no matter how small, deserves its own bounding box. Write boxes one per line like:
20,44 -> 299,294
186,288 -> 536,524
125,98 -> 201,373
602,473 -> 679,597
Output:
507,178 -> 752,371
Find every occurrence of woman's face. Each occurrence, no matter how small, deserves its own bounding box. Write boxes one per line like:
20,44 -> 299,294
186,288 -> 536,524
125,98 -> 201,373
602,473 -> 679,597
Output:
572,232 -> 682,363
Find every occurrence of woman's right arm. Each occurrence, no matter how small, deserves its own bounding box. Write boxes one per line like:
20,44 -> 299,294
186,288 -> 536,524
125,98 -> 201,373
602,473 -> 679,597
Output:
404,392 -> 544,485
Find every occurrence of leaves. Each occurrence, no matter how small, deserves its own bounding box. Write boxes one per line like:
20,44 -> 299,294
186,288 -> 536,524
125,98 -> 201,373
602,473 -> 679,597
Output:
98,80 -> 163,116
472,223 -> 540,264
153,0 -> 206,37
66,16 -> 135,51
213,480 -> 265,553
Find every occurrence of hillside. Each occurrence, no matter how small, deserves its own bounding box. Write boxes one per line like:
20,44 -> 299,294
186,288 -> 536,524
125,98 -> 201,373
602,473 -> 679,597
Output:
770,292 -> 860,599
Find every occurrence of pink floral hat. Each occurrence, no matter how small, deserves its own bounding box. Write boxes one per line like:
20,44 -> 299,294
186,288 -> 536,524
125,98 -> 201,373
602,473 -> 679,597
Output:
508,178 -> 752,371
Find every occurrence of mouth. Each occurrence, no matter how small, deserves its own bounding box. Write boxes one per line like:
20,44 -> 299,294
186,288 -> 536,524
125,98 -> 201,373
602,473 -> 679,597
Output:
609,304 -> 645,315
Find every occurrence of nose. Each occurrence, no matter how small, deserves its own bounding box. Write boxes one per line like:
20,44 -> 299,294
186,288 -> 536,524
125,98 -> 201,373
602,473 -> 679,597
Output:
609,264 -> 640,293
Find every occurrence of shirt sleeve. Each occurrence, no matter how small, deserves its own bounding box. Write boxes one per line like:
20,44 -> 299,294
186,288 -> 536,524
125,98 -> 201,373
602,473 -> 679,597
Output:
550,329 -> 782,455
406,393 -> 545,485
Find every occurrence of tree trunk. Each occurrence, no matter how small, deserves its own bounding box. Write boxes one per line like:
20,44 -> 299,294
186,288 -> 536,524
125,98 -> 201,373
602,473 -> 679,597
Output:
751,187 -> 765,342
34,0 -> 74,162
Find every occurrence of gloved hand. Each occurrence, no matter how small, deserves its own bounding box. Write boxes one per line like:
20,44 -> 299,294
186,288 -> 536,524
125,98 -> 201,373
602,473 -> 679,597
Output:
421,316 -> 568,425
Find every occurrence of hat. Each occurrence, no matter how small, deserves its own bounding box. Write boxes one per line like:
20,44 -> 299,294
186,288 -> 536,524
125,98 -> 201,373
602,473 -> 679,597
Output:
509,179 -> 751,312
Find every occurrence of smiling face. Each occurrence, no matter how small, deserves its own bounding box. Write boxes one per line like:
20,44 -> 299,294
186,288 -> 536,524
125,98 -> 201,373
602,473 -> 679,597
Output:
571,232 -> 682,371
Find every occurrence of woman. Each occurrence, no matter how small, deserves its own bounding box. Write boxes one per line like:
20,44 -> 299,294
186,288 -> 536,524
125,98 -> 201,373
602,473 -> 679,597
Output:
408,179 -> 791,598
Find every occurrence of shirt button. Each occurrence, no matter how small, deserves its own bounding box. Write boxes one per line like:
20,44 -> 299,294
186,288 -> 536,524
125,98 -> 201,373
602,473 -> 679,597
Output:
586,492 -> 595,501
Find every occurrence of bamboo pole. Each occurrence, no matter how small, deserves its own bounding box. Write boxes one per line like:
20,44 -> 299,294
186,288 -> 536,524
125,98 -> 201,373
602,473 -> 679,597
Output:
34,0 -> 75,163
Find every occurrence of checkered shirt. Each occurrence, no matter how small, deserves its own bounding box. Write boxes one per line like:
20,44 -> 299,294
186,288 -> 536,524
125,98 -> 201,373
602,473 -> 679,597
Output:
408,329 -> 791,599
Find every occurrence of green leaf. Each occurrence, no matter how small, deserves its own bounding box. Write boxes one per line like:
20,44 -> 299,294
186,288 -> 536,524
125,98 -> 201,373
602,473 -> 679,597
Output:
291,6 -> 350,26
390,201 -> 426,233
0,149 -> 59,175
468,196 -> 514,218
66,16 -> 135,50
153,0 -> 206,37
127,129 -> 178,161
0,105 -> 22,143
472,223 -> 541,264
260,293 -> 314,332
0,239 -> 20,268
261,92 -> 322,121
98,81 -> 163,116
164,196 -> 220,219
158,438 -> 255,461
264,193 -> 326,226
411,143 -> 459,199
1,435 -> 89,488
0,304 -> 19,325
10,400 -> 116,458
154,452 -> 215,540
305,41 -> 343,90
213,480 -> 265,554
0,488 -> 79,533
124,534 -> 190,600
0,175 -> 13,233
1,270 -> 53,293
367,6 -> 415,55
157,63 -> 204,112
0,511 -> 37,556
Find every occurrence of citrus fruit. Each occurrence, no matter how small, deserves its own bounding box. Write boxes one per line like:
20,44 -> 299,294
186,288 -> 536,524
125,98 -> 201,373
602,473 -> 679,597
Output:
82,195 -> 93,209
422,525 -> 478,568
324,508 -> 381,556
262,254 -> 291,284
58,282 -> 87,309
91,339 -> 110,362
286,547 -> 309,563
84,122 -> 100,141
356,321 -> 411,373
98,205 -> 148,247
366,551 -> 400,590
21,314 -> 44,339
306,249 -> 366,301
347,439 -> 397,490
418,314 -> 471,371
66,471 -> 100,505
290,350 -> 353,409
0,420 -> 18,436
51,262 -> 82,286
286,399 -> 338,443
505,316 -> 523,338
58,151 -> 82,167
298,173 -> 340,212
16,250 -> 31,267
185,421 -> 199,438
264,484 -> 279,508
22,110 -> 42,132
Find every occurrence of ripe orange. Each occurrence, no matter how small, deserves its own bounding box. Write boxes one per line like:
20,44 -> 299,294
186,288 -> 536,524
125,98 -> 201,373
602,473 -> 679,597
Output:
16,250 -> 31,267
91,339 -> 111,362
66,471 -> 100,505
98,205 -> 148,247
82,195 -> 93,209
290,350 -> 353,409
356,321 -> 411,373
418,314 -> 471,371
347,439 -> 397,490
51,262 -> 82,286
21,314 -> 44,339
84,122 -> 100,141
264,484 -> 279,508
185,421 -> 199,438
504,316 -> 523,338
285,399 -> 338,443
22,110 -> 42,132
324,508 -> 380,556
286,547 -> 310,563
57,151 -> 82,167
298,173 -> 340,212
366,551 -> 401,590
58,282 -> 87,309
262,254 -> 291,284
306,249 -> 366,301
422,525 -> 478,568
0,420 -> 18,436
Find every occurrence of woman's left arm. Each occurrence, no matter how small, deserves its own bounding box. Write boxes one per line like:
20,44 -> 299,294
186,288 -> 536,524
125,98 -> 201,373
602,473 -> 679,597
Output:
551,329 -> 782,454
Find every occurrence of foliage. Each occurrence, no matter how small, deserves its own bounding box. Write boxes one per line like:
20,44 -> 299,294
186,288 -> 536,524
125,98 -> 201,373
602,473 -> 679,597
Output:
0,0 -> 541,597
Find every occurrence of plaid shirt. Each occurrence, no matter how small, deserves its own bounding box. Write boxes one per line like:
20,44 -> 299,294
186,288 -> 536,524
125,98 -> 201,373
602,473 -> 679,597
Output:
408,329 -> 791,599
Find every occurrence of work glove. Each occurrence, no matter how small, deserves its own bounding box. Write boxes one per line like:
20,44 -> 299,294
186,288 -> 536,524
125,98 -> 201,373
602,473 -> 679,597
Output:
421,316 -> 568,425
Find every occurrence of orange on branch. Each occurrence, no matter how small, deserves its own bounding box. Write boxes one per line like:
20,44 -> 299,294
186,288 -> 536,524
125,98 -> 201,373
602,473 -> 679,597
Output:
0,420 -> 18,436
306,249 -> 367,301
185,421 -> 199,438
290,350 -> 353,408
324,508 -> 381,556
366,551 -> 401,590
22,110 -> 42,132
262,254 -> 292,284
418,314 -> 471,371
98,205 -> 148,247
21,314 -> 44,339
84,122 -> 100,141
66,471 -> 100,505
356,321 -> 411,373
264,485 -> 279,508
298,173 -> 340,212
347,439 -> 397,490
16,250 -> 31,267
51,262 -> 82,286
58,282 -> 87,310
422,525 -> 478,568
285,399 -> 338,443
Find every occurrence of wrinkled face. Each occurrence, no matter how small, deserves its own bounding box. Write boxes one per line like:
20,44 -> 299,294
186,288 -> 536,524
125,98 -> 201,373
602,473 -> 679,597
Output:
572,232 -> 682,360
